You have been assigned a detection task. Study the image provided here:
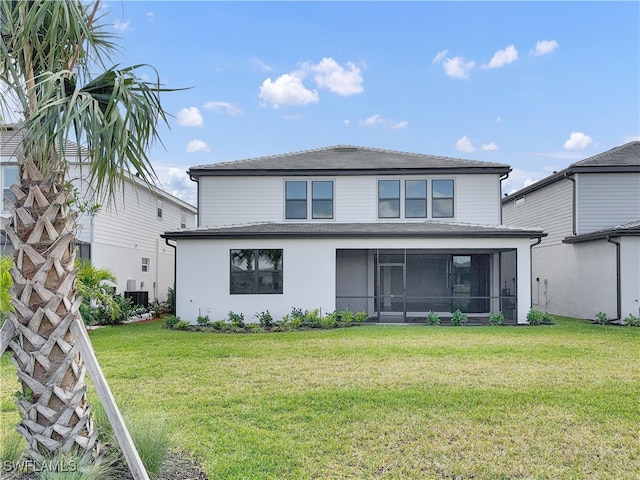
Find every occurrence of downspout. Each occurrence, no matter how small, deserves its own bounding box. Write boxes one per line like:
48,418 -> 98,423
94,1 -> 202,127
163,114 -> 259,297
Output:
189,173 -> 200,226
165,238 -> 177,313
606,236 -> 621,321
530,236 -> 543,313
499,171 -> 510,225
564,172 -> 577,235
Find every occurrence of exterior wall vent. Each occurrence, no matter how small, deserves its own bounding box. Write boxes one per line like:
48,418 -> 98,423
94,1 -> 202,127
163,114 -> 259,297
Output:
126,279 -> 136,291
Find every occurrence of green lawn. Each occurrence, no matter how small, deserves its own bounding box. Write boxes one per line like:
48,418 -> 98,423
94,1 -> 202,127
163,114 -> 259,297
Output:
2,318 -> 639,479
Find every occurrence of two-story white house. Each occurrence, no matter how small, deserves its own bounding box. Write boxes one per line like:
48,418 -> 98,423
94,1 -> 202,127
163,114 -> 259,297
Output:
162,145 -> 544,324
502,141 -> 640,321
1,124 -> 197,305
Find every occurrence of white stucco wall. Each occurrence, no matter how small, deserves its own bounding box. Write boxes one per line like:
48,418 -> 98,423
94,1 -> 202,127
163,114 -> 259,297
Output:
621,236 -> 640,319
531,241 -> 617,319
174,236 -> 533,324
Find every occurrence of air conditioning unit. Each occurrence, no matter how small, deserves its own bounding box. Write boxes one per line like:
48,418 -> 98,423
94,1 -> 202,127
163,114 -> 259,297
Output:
126,279 -> 136,291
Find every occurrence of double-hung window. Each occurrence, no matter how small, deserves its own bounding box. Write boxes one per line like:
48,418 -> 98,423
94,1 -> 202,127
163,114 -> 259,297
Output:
405,180 -> 428,218
312,181 -> 333,219
432,179 -> 454,218
285,180 -> 334,219
230,249 -> 283,294
378,180 -> 400,218
285,181 -> 308,219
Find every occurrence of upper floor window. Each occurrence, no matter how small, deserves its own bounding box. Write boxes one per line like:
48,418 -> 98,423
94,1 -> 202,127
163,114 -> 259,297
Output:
141,257 -> 150,272
157,199 -> 164,219
180,209 -> 187,228
378,180 -> 400,218
230,249 -> 283,294
285,180 -> 334,220
405,180 -> 427,218
312,181 -> 334,219
285,181 -> 307,219
432,179 -> 454,218
2,165 -> 18,211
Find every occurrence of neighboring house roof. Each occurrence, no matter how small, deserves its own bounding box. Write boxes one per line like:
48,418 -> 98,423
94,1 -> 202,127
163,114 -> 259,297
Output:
189,145 -> 512,177
162,221 -> 545,240
1,123 -> 90,158
503,141 -> 640,202
1,124 -> 196,212
563,219 -> 640,244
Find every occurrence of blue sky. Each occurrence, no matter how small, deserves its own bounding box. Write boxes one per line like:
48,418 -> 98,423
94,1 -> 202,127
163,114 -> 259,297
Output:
101,1 -> 640,206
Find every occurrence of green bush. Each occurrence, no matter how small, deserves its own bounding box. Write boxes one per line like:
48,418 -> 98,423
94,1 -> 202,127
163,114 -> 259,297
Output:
527,309 -> 554,326
319,312 -> 337,329
426,311 -> 441,326
450,309 -> 468,326
489,311 -> 504,326
196,314 -> 210,326
174,320 -> 191,331
595,311 -> 609,325
163,314 -> 180,329
624,313 -> 640,327
228,311 -> 245,327
255,310 -> 274,328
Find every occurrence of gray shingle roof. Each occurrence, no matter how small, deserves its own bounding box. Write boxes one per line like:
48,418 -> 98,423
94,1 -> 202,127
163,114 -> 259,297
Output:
162,221 -> 545,240
563,219 -> 640,243
189,145 -> 511,177
570,141 -> 640,168
503,141 -> 640,202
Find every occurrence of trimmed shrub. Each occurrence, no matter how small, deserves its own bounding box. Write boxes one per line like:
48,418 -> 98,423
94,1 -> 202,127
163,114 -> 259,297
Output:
450,309 -> 468,326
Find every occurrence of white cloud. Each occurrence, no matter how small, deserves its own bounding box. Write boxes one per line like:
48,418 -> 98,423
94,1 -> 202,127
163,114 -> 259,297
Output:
113,19 -> 131,31
303,57 -> 364,96
563,132 -> 593,150
502,167 -> 547,195
186,139 -> 211,153
155,166 -> 197,206
259,74 -> 319,109
496,116 -> 503,123
533,40 -> 559,56
177,107 -> 203,127
624,134 -> 640,142
481,142 -> 498,151
344,119 -> 351,126
455,135 -> 475,152
442,56 -> 475,79
146,11 -> 154,21
359,114 -> 408,130
203,101 -> 243,116
432,50 -> 449,64
484,45 -> 518,69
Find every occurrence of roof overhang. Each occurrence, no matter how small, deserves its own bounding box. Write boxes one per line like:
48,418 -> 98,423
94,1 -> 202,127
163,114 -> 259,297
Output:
563,224 -> 640,244
189,167 -> 511,178
162,222 -> 546,241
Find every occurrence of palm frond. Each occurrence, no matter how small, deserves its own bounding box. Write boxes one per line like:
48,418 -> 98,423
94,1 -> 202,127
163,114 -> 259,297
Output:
22,64 -> 176,202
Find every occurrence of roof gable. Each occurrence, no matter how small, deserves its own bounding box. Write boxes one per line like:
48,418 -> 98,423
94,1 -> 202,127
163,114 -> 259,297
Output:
189,145 -> 511,177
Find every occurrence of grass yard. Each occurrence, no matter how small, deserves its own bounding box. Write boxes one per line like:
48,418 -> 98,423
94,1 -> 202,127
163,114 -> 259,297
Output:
1,317 -> 639,479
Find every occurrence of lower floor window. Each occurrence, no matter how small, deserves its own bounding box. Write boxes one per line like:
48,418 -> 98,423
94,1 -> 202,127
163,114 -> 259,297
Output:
230,249 -> 283,294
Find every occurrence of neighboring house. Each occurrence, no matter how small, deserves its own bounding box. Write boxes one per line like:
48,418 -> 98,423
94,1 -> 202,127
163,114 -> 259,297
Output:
502,141 -> 640,321
1,124 -> 197,305
162,145 -> 545,324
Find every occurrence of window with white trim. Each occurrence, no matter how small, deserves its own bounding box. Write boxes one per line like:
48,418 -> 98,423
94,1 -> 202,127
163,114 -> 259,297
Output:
378,180 -> 400,218
285,180 -> 334,220
141,257 -> 150,272
432,179 -> 454,218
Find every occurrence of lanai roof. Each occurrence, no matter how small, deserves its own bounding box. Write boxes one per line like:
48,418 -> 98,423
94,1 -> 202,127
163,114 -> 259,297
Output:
162,221 -> 545,240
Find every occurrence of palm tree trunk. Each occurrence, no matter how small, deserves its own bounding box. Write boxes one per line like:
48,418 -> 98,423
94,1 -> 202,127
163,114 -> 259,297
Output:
5,155 -> 98,463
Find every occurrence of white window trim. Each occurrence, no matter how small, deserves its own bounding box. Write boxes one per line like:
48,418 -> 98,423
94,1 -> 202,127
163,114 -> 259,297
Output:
376,177 -> 456,221
283,178 -> 336,222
